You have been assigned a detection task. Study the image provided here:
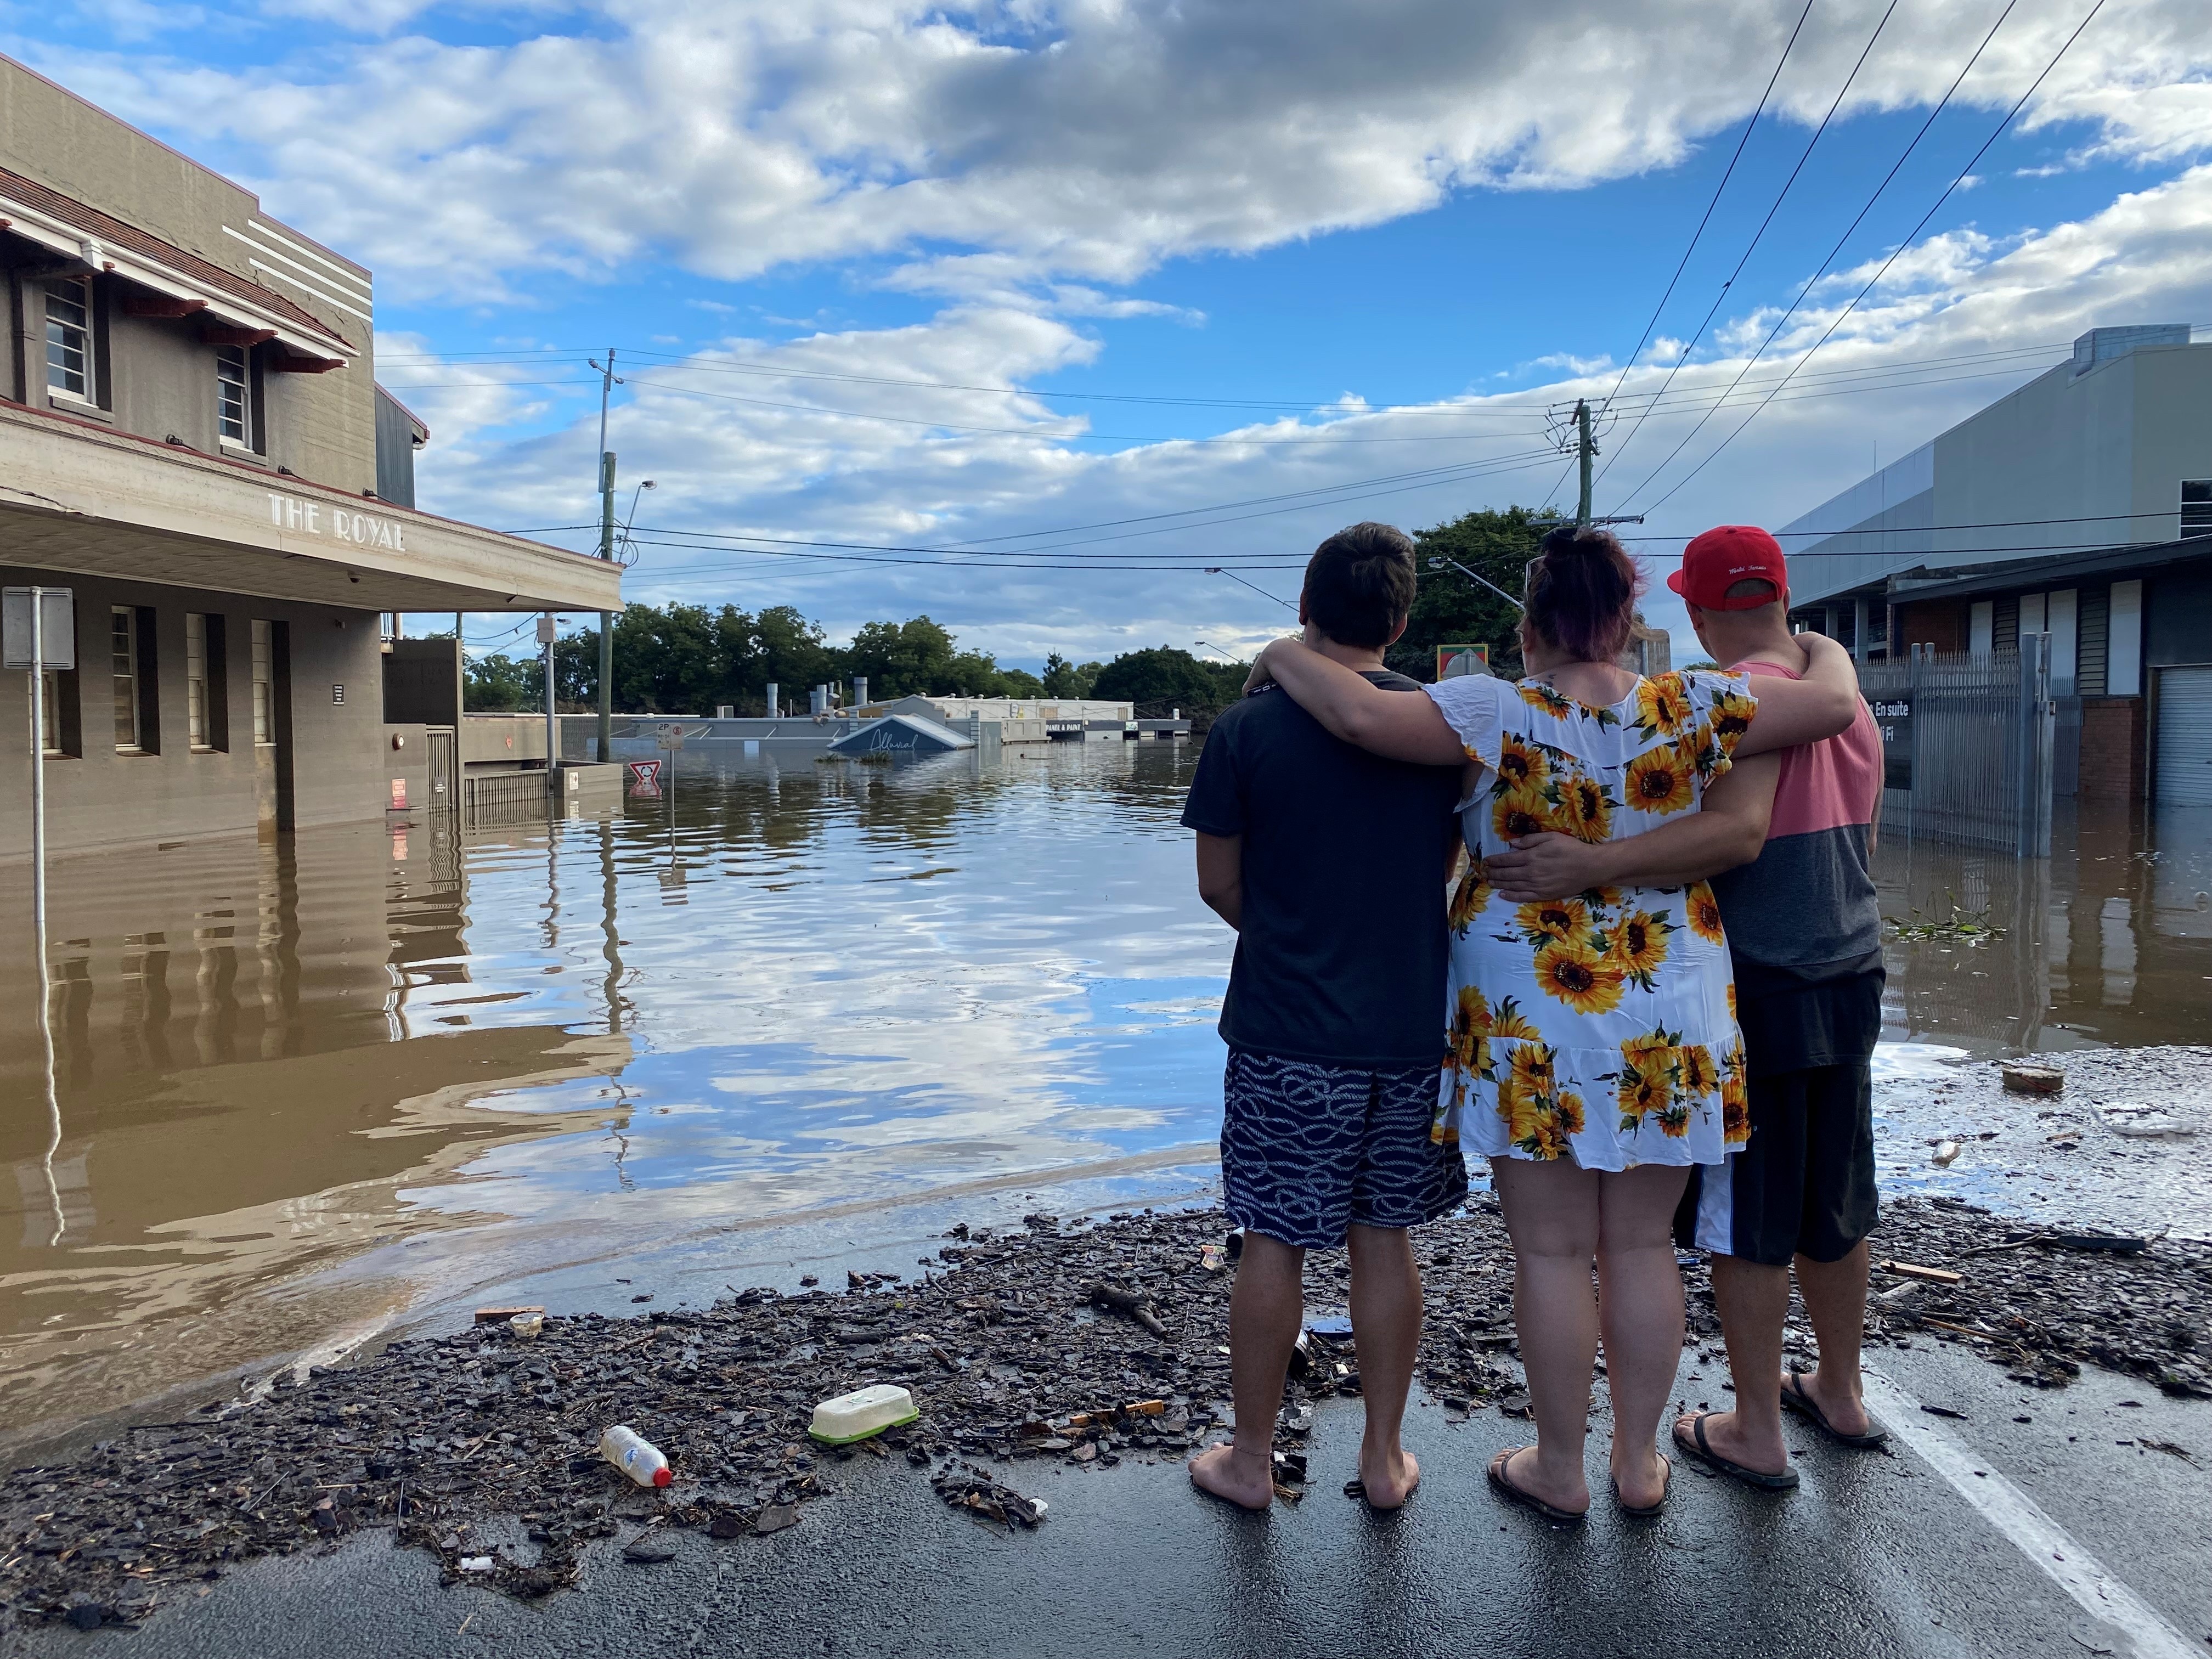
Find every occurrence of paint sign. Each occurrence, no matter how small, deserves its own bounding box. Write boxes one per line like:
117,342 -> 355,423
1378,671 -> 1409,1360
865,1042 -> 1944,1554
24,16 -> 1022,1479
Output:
1872,695 -> 1913,791
1436,643 -> 1491,680
390,777 -> 409,811
267,492 -> 409,552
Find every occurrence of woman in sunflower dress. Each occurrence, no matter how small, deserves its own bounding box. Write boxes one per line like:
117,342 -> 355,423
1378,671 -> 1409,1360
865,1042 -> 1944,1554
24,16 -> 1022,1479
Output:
1249,527 -> 1864,1521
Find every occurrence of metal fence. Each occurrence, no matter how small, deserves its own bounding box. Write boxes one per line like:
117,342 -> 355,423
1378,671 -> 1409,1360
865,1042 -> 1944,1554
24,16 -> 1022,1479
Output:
463,770 -> 552,828
1859,634 -> 2056,856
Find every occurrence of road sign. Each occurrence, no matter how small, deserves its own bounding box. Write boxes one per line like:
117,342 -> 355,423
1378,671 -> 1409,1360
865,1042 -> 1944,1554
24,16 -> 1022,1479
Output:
1436,643 -> 1491,680
627,758 -> 663,790
3,588 -> 74,669
654,724 -> 686,751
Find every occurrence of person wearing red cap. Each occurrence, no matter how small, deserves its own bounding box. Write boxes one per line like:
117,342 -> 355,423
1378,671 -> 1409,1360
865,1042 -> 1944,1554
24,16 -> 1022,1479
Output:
1661,524 -> 1889,1489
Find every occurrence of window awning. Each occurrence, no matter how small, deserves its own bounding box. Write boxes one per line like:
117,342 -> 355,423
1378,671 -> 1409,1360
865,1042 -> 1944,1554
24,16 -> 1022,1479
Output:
0,166 -> 354,365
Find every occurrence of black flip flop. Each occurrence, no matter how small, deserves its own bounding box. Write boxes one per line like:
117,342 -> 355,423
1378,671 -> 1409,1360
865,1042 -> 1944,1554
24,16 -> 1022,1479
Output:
1486,1447 -> 1587,1526
1672,1412 -> 1799,1491
1609,1455 -> 1671,1519
1780,1367 -> 1890,1449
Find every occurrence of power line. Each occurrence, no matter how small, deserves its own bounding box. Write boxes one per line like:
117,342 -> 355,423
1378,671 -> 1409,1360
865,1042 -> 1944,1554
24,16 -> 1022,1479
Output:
1594,0 -> 1903,495
1639,0 -> 2109,516
617,449 -> 1570,569
1595,0 -> 1815,423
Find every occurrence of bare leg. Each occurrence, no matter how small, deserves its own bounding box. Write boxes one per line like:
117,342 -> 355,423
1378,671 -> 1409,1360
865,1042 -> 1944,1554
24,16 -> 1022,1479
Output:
1679,1254 -> 1792,1476
1189,1231 -> 1303,1510
1346,1223 -> 1422,1508
1594,1164 -> 1692,1508
1491,1155 -> 1601,1516
1791,1239 -> 1874,1436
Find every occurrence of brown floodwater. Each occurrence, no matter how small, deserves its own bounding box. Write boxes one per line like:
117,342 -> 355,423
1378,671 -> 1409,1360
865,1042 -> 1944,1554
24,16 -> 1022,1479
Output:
1,750 -> 2205,1445
1875,800 -> 2212,1054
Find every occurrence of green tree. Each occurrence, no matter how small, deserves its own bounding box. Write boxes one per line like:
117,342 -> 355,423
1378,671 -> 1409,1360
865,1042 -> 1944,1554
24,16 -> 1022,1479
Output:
465,652 -> 540,712
1041,653 -> 1102,698
1387,504 -> 1550,682
848,616 -> 960,698
747,605 -> 842,710
1091,646 -> 1243,716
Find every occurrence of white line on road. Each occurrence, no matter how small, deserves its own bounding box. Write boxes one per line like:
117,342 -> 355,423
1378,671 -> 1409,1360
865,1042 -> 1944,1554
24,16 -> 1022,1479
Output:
1862,1368 -> 2201,1659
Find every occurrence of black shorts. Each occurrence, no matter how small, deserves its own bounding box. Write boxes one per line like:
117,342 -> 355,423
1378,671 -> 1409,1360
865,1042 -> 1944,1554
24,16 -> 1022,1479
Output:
1220,1049 -> 1469,1250
1675,1059 -> 1876,1267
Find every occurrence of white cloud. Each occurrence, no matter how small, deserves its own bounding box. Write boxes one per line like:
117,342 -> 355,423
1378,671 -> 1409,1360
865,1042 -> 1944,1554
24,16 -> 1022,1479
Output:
23,3 -> 2209,668
32,0 -> 2212,304
380,157 -> 2212,668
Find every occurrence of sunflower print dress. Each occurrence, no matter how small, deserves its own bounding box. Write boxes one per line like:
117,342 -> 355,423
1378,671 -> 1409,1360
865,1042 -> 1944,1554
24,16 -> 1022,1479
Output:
1426,669 -> 1757,1172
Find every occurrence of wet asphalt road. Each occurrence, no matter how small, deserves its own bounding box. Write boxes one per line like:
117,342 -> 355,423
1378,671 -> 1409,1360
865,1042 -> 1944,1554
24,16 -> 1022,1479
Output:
21,1340 -> 2208,1659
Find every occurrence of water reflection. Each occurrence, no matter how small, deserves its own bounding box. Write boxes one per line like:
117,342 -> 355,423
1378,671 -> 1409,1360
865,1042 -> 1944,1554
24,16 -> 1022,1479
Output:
1877,801 -> 2212,1053
0,823 -> 630,1436
8,741 -> 2202,1441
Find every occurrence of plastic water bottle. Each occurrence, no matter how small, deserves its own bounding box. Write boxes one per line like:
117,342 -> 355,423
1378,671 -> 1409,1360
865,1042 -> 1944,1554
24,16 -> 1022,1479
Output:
600,1425 -> 672,1487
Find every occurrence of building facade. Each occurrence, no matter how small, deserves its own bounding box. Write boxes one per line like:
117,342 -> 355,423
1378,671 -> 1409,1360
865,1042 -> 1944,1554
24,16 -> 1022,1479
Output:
0,57 -> 618,857
1780,326 -> 2212,806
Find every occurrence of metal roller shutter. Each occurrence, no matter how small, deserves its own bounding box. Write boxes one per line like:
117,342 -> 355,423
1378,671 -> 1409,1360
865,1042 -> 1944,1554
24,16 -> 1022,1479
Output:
2155,666 -> 2212,806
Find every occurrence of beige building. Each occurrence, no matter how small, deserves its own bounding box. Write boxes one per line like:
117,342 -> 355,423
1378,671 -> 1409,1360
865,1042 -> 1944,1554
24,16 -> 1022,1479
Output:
0,57 -> 618,857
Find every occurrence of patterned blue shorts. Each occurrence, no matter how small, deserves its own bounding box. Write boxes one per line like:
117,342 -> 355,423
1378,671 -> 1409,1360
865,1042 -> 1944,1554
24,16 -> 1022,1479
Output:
1221,1049 -> 1469,1249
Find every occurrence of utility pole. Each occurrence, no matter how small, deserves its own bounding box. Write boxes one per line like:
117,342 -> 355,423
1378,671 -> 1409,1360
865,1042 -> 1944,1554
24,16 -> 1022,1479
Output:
589,349 -> 623,764
1577,399 -> 1595,527
1534,398 -> 1644,535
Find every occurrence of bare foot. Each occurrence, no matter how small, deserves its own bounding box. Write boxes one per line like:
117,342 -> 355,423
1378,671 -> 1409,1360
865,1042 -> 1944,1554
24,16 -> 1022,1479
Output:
1357,1440 -> 1420,1510
1188,1442 -> 1274,1511
1674,1407 -> 1787,1477
1787,1365 -> 1874,1438
1608,1443 -> 1669,1511
1493,1443 -> 1589,1516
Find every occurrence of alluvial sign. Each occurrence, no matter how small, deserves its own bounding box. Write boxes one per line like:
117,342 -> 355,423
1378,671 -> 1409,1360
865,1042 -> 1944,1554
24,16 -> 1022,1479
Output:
268,492 -> 408,553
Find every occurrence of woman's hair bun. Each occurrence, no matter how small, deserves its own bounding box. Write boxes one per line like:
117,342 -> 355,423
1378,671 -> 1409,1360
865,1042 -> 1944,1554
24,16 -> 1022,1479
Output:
1525,526 -> 1644,664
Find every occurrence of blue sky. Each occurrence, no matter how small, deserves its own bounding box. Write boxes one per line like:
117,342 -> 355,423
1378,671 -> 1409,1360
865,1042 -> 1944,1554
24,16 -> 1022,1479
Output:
13,0 -> 2211,667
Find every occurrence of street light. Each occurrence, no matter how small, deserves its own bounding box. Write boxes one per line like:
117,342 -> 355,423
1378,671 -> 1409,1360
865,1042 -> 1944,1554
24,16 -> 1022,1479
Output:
1192,640 -> 1243,664
1427,554 -> 1525,611
1203,567 -> 1297,611
617,479 -> 657,564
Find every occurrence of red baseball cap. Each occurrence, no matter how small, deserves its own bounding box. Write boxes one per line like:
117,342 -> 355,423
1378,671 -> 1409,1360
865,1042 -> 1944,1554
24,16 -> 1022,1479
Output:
1668,524 -> 1788,610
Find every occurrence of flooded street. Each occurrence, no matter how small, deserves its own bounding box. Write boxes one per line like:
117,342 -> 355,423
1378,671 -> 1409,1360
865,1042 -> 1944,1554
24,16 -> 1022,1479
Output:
3,742 -> 2208,1443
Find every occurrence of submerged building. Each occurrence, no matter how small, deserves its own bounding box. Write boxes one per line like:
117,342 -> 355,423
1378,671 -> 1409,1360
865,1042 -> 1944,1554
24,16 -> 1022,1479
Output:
0,57 -> 617,858
1781,326 -> 2212,806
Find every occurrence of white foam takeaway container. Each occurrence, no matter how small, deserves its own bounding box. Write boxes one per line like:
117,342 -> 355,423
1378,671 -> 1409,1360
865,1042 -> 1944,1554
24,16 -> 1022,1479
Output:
807,1383 -> 919,1444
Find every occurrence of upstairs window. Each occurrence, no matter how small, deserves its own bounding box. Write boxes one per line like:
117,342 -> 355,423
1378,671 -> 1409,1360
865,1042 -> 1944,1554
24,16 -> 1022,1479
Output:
216,345 -> 251,445
2184,481 -> 2212,540
44,279 -> 93,401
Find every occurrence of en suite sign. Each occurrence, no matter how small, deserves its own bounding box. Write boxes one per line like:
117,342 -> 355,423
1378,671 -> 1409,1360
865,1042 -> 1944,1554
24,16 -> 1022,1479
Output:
267,492 -> 408,553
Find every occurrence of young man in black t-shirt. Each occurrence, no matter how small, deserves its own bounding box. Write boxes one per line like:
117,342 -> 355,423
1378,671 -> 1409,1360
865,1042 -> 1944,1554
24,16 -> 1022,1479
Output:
1180,522 -> 1466,1511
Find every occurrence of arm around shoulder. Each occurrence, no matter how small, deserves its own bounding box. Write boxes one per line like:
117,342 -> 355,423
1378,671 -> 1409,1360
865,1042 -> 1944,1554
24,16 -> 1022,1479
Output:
1255,639 -> 1465,765
1733,633 -> 1863,757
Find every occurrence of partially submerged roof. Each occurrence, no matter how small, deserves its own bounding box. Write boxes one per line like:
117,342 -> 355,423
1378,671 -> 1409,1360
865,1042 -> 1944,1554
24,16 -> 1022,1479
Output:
827,714 -> 977,756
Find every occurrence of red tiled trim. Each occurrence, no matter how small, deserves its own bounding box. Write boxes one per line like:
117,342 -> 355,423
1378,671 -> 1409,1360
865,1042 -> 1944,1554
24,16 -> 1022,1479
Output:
0,163 -> 355,354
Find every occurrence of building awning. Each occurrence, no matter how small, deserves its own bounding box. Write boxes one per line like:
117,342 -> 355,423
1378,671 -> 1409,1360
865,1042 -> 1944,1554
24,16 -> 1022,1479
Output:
0,399 -> 619,612
0,164 -> 354,364
1881,539 -> 2210,605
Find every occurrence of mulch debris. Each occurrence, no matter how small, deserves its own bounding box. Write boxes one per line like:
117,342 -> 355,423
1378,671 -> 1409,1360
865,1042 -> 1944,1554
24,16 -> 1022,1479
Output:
3,1197 -> 2206,1631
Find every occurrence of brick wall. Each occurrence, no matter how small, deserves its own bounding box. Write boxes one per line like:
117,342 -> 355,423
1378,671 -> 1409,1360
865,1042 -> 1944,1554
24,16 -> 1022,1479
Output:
2078,696 -> 2146,802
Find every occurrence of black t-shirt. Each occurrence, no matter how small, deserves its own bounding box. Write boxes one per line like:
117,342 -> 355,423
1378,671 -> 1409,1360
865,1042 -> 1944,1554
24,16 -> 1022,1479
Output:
1180,673 -> 1464,1068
